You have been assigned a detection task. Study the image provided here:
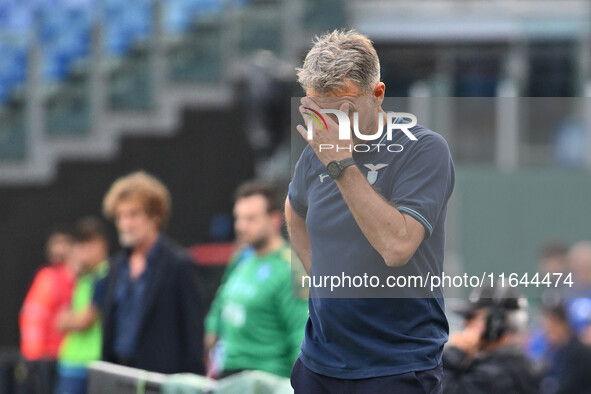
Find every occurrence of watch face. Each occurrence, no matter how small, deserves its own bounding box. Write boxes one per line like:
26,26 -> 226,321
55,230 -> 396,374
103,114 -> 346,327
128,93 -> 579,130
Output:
327,161 -> 340,178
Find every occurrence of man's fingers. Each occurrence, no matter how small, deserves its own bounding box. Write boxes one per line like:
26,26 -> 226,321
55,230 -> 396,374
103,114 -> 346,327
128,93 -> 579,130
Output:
299,105 -> 312,125
301,97 -> 321,112
296,124 -> 308,140
299,106 -> 326,139
301,97 -> 340,128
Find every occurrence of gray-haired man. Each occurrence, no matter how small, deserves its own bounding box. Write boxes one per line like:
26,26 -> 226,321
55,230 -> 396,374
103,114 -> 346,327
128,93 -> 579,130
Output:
286,29 -> 455,393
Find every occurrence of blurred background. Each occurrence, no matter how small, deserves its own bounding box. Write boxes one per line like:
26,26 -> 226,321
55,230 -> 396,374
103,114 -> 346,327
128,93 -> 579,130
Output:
1,0 -> 591,388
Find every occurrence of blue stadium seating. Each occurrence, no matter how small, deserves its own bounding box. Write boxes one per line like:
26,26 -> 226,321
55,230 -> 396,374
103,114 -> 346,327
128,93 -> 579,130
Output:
0,37 -> 28,102
165,0 -> 224,33
40,5 -> 92,80
0,0 -> 237,104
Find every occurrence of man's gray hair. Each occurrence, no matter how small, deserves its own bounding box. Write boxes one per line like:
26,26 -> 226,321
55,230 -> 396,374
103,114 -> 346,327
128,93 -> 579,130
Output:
296,29 -> 380,95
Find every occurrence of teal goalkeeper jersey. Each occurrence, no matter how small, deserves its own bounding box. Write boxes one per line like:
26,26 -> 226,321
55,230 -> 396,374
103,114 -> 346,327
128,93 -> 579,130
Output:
207,242 -> 308,377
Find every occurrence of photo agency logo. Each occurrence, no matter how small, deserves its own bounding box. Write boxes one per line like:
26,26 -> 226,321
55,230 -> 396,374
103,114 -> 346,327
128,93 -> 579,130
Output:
302,107 -> 419,153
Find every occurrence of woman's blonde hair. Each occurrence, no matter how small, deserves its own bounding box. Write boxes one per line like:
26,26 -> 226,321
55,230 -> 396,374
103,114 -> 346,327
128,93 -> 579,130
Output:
103,171 -> 171,229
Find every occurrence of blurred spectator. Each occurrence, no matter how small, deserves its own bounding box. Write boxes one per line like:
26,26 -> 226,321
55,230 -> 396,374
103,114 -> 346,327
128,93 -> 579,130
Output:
538,240 -> 569,280
99,171 -> 204,374
528,239 -> 570,362
204,181 -> 308,378
443,285 -> 539,394
54,217 -> 109,394
564,241 -> 591,345
204,245 -> 254,377
540,302 -> 591,394
18,226 -> 75,393
19,226 -> 76,361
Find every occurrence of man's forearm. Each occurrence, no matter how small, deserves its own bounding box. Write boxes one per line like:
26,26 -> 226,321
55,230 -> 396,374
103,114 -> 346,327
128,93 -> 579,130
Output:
335,165 -> 422,267
291,222 -> 311,274
285,198 -> 312,274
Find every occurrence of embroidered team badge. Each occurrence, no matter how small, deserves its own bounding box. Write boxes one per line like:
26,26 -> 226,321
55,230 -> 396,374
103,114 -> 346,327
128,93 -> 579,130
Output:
363,163 -> 388,185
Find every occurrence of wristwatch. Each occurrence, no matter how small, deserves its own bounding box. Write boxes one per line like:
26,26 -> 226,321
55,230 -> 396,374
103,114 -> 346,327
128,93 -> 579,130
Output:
326,157 -> 356,179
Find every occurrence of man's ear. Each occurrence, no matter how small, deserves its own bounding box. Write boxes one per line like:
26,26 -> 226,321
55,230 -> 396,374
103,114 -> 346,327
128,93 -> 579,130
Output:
373,82 -> 385,97
373,82 -> 385,106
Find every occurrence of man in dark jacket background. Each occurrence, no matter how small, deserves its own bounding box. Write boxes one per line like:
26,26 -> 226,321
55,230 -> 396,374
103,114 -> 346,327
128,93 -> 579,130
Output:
443,285 -> 540,394
540,302 -> 591,394
98,171 -> 204,374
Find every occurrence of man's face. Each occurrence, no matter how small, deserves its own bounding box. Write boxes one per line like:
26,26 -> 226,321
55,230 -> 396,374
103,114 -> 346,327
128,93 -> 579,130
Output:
114,198 -> 159,248
569,245 -> 591,288
46,233 -> 73,264
306,80 -> 385,141
71,239 -> 107,275
539,254 -> 567,275
464,308 -> 487,333
542,314 -> 568,346
233,195 -> 279,250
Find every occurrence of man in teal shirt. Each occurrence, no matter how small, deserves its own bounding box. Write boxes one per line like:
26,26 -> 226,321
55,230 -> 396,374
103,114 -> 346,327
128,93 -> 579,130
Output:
55,217 -> 109,394
205,181 -> 308,378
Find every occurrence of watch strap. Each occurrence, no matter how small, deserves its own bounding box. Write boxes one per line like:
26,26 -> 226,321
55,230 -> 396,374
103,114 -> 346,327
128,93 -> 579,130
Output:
338,157 -> 356,171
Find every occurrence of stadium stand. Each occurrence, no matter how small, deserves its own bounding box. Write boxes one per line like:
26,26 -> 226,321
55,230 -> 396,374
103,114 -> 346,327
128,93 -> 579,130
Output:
2,1 -> 591,392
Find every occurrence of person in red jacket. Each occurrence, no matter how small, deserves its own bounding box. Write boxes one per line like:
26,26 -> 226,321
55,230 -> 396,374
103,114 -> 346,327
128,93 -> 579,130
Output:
20,227 -> 76,361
